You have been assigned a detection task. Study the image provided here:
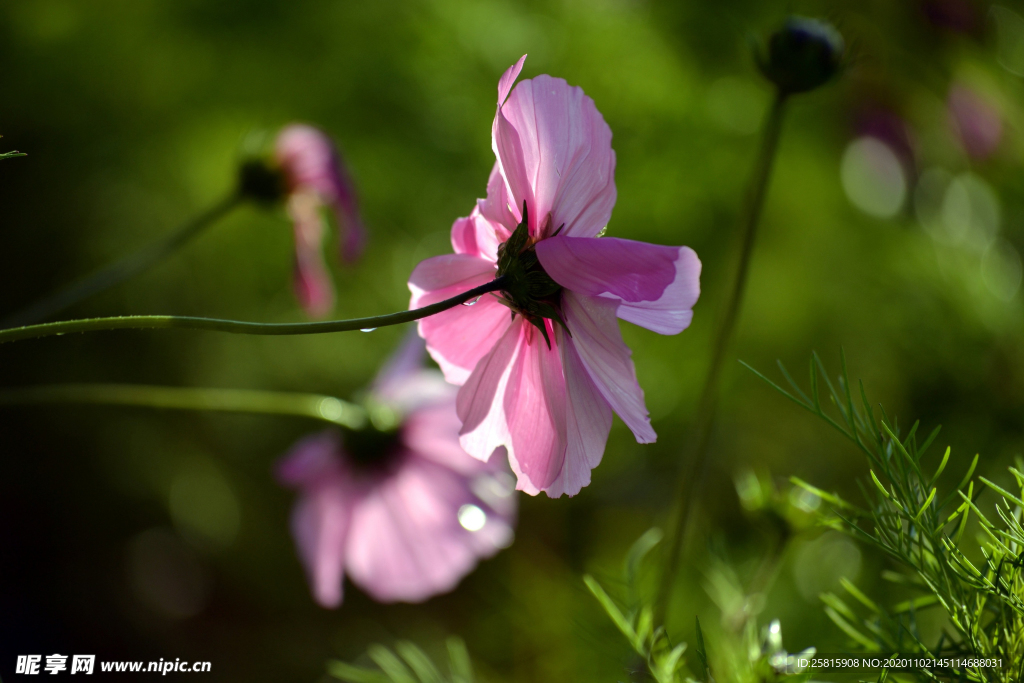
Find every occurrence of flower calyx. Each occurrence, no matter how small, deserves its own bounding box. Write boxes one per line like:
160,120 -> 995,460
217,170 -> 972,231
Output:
755,16 -> 844,96
495,202 -> 568,348
237,157 -> 287,205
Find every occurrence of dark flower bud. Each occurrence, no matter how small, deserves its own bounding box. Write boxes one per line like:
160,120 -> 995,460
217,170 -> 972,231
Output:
756,17 -> 844,95
237,157 -> 286,204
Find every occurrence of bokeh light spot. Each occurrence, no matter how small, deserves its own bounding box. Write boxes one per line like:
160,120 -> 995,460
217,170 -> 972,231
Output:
318,397 -> 345,422
788,486 -> 821,513
993,5 -> 1024,76
982,240 -> 1022,301
458,504 -> 487,532
840,137 -> 906,218
169,459 -> 241,550
939,173 -> 1000,250
792,532 -> 862,601
127,528 -> 211,620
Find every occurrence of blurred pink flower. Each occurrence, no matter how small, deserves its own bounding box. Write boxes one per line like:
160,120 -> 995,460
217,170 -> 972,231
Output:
276,334 -> 516,608
948,84 -> 1002,160
920,0 -> 983,36
274,124 -> 366,317
408,56 -> 701,497
853,105 -> 917,178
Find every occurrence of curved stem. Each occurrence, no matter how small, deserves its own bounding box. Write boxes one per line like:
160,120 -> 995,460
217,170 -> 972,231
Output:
0,277 -> 508,345
1,193 -> 243,329
657,91 -> 789,620
0,383 -> 367,428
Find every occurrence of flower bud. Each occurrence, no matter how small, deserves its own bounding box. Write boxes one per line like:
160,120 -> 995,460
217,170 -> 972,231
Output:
237,157 -> 286,204
757,17 -> 844,95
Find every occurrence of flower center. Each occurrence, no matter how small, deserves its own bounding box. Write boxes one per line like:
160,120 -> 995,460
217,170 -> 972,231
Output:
495,203 -> 566,347
340,424 -> 404,473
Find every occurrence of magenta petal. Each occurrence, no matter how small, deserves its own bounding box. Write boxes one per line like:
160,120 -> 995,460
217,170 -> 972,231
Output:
276,124 -> 366,265
536,236 -> 677,302
275,125 -> 342,198
336,210 -> 366,264
408,252 -> 494,293
502,324 -> 567,493
498,55 -> 527,106
409,254 -> 510,385
562,292 -> 656,443
451,207 -> 505,263
492,106 -> 532,228
417,294 -> 512,387
536,236 -> 702,335
544,328 -> 613,497
276,431 -> 352,608
404,401 -> 480,474
288,192 -> 335,317
497,75 -> 616,238
614,246 -> 701,335
293,263 -> 335,319
457,320 -> 523,463
276,431 -> 345,487
344,456 -> 506,603
371,330 -> 427,399
329,164 -> 365,265
290,486 -> 351,608
477,163 -> 518,238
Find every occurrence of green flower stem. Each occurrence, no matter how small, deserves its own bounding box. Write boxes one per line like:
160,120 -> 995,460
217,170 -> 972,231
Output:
1,193 -> 243,329
0,276 -> 508,345
657,91 -> 789,620
0,383 -> 367,428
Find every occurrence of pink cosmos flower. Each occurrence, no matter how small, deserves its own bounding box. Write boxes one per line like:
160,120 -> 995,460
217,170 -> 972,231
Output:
408,56 -> 701,497
276,334 -> 516,608
274,124 -> 366,317
947,84 -> 1003,161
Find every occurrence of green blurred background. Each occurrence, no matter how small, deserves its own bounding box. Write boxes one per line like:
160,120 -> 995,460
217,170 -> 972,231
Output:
2,0 -> 1024,680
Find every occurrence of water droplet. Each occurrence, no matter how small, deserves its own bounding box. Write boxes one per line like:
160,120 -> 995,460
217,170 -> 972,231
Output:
462,296 -> 481,306
457,504 -> 487,532
360,327 -> 377,332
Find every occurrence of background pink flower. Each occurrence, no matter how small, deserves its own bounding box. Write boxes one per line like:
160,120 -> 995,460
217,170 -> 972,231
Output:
276,334 -> 516,608
275,124 -> 367,317
409,56 -> 701,498
947,84 -> 1003,160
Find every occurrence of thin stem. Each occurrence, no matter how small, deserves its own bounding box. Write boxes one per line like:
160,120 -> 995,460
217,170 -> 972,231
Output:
656,91 -> 789,620
0,383 -> 367,428
0,277 -> 507,344
1,193 -> 243,329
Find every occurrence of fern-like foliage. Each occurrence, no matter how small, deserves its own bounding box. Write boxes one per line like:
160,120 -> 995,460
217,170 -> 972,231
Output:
746,351 -> 1024,682
585,529 -> 690,683
586,529 -> 816,683
1,136 -> 25,160
328,638 -> 475,683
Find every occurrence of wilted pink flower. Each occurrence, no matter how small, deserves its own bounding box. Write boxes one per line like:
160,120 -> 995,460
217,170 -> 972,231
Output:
275,124 -> 366,317
276,334 -> 516,608
948,84 -> 1002,160
408,56 -> 701,497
